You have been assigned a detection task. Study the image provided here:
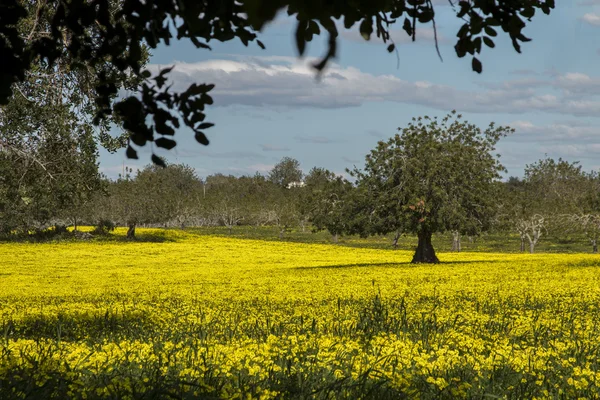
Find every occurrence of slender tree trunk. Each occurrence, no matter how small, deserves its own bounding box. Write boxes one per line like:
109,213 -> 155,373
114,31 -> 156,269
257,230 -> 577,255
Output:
228,225 -> 232,235
411,231 -> 439,264
520,236 -> 525,252
127,223 -> 136,239
529,241 -> 535,254
73,217 -> 78,232
392,231 -> 400,248
592,239 -> 598,254
332,233 -> 339,243
451,231 -> 461,252
279,228 -> 285,240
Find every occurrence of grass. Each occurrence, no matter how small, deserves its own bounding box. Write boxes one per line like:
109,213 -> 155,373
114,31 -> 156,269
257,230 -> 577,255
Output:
186,225 -> 597,254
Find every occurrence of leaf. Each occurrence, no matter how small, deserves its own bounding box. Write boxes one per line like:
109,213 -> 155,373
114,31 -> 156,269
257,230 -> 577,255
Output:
155,138 -> 177,150
257,40 -> 265,49
295,20 -> 307,56
196,122 -> 214,129
387,44 -> 395,53
195,131 -> 210,145
484,26 -> 497,37
141,70 -> 151,79
126,145 -> 138,159
472,57 -> 482,73
190,36 -> 212,50
521,7 -> 535,19
483,37 -> 495,48
359,18 -> 373,41
151,154 -> 166,167
402,17 -> 413,37
308,20 -> 320,35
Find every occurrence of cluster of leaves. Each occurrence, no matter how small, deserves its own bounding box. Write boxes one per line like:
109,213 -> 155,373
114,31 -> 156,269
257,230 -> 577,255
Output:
1,0 -> 554,162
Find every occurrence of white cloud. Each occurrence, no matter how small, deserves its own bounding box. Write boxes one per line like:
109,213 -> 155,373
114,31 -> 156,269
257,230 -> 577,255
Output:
582,13 -> 600,26
147,58 -> 600,118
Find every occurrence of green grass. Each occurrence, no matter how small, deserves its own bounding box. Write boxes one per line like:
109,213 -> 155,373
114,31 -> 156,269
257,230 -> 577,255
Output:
186,225 -> 597,254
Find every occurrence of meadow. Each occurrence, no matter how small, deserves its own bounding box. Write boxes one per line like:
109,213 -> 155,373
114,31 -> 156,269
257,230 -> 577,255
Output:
2,228 -> 600,399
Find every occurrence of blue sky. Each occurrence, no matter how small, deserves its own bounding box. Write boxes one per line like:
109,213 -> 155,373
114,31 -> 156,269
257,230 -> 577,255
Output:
100,2 -> 600,180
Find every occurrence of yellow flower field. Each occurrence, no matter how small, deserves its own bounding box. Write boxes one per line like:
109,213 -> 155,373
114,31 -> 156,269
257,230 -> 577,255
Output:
2,228 -> 600,399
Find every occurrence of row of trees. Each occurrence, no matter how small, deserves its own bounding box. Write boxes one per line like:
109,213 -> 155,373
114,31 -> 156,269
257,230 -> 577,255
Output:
4,112 -> 599,262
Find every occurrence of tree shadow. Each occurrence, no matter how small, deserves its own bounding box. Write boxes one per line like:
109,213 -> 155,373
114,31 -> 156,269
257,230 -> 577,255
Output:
293,260 -> 502,270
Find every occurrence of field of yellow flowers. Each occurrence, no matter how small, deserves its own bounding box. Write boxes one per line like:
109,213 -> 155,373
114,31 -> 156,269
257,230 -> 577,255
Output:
2,228 -> 600,399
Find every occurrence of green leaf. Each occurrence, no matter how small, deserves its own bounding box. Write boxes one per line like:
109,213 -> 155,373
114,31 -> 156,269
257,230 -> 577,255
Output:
126,145 -> 138,159
295,20 -> 307,56
196,122 -> 214,129
484,26 -> 497,37
472,57 -> 482,73
359,18 -> 373,41
155,138 -> 177,150
195,131 -> 209,145
151,154 -> 166,167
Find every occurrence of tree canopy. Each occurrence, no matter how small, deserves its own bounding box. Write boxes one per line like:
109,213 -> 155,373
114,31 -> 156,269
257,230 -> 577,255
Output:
1,0 -> 555,163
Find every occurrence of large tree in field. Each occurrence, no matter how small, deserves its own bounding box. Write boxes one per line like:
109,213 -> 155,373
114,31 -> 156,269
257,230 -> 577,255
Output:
350,112 -> 512,263
0,0 -> 554,164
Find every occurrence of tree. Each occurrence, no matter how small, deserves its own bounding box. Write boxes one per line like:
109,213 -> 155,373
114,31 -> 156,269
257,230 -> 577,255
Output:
518,158 -> 588,253
569,170 -> 600,253
204,174 -> 250,234
350,112 -> 512,263
0,0 -> 146,235
268,157 -> 303,189
304,168 -> 353,243
1,0 -> 555,164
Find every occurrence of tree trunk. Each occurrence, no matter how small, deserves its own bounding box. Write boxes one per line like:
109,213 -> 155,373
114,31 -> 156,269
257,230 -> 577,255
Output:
279,228 -> 285,240
332,233 -> 339,243
520,236 -> 525,252
228,225 -> 232,235
451,231 -> 461,252
392,231 -> 400,248
593,239 -> 598,254
127,223 -> 136,239
529,241 -> 535,254
411,231 -> 439,264
73,217 -> 78,232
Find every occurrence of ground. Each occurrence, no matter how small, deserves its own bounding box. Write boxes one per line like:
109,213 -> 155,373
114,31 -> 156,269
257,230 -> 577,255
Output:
1,228 -> 600,398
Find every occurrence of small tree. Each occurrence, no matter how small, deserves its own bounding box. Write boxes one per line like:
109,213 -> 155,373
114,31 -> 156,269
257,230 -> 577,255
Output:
350,112 -> 512,263
305,168 -> 353,243
204,174 -> 248,234
518,158 -> 588,252
268,157 -> 303,189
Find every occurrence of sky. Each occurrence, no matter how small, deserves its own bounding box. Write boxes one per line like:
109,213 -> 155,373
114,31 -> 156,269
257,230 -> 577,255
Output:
99,2 -> 600,180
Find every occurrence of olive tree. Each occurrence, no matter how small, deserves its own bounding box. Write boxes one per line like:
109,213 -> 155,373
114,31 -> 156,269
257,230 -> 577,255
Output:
350,112 -> 512,263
